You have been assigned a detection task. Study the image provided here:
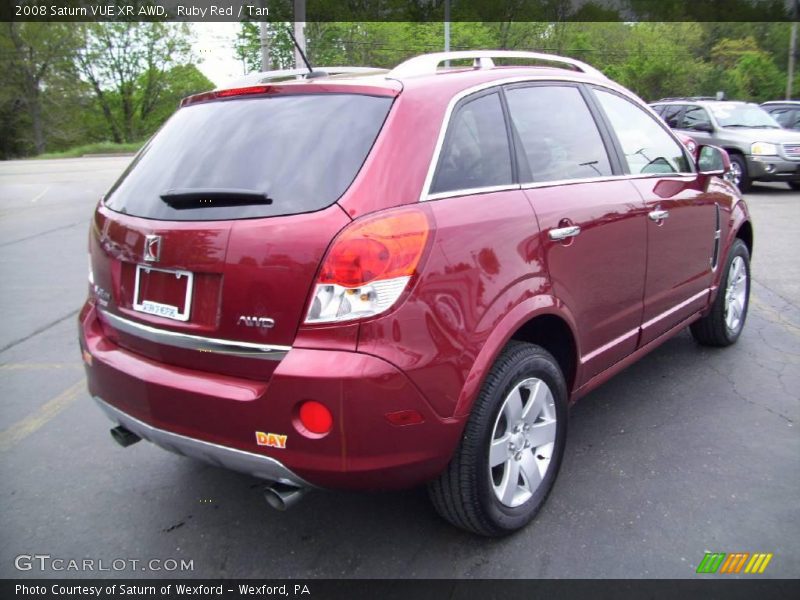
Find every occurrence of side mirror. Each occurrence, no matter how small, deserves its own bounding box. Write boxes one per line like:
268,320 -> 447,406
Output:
697,145 -> 731,177
692,122 -> 714,133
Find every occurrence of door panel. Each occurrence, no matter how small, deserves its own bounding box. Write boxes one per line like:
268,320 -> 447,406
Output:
592,89 -> 716,346
523,181 -> 647,380
505,83 -> 647,381
629,177 -> 716,344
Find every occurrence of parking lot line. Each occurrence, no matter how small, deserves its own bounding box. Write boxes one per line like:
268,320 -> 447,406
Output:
0,363 -> 82,371
0,379 -> 85,452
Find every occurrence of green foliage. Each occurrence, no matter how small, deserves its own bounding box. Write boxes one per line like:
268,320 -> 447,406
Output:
228,20 -> 791,104
76,23 -> 196,143
727,51 -> 786,102
138,64 -> 214,132
0,19 -> 796,159
0,22 -> 84,156
33,141 -> 144,160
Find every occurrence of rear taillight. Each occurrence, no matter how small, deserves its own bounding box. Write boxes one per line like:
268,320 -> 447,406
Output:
305,209 -> 430,324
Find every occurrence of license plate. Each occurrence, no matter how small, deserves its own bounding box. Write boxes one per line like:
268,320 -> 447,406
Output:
133,265 -> 193,321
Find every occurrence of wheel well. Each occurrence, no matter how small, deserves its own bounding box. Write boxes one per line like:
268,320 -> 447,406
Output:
736,220 -> 753,257
510,315 -> 577,391
724,148 -> 744,157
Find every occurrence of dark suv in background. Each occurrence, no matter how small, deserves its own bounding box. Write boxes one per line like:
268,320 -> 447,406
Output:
761,100 -> 800,131
651,98 -> 800,191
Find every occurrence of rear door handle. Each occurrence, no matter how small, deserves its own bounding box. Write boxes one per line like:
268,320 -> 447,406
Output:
548,225 -> 581,241
648,209 -> 669,222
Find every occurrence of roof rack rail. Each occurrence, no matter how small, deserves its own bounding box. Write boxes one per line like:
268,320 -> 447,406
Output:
655,96 -> 721,102
388,51 -> 606,80
219,67 -> 387,89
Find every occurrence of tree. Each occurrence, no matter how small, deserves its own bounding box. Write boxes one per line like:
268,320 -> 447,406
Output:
76,23 -> 195,143
234,21 -> 296,71
138,64 -> 214,133
0,22 -> 82,154
710,37 -> 786,101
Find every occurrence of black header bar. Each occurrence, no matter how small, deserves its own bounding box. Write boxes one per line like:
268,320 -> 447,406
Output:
3,0 -> 797,23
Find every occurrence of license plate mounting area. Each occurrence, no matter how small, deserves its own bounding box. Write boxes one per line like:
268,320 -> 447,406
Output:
132,264 -> 193,322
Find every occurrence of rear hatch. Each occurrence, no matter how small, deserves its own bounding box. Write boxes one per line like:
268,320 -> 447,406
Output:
90,86 -> 396,380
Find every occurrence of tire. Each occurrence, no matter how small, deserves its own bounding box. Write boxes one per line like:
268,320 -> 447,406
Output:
788,182 -> 800,191
428,342 -> 568,536
728,154 -> 752,193
690,238 -> 750,346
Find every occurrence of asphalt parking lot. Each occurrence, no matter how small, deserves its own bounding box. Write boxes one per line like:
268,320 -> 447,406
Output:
0,157 -> 797,579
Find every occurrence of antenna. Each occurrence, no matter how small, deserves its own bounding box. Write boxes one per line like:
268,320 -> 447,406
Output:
286,26 -> 325,79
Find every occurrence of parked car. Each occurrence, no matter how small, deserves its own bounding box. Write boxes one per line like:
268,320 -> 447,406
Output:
651,98 -> 800,191
761,100 -> 800,131
79,51 -> 752,536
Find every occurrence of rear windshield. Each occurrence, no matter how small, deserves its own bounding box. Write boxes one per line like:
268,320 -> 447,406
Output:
104,93 -> 393,221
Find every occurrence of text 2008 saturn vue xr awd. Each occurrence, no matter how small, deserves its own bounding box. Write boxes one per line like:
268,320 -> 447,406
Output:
79,51 -> 752,536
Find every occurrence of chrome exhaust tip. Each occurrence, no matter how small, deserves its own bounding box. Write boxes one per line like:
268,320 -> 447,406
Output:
264,482 -> 306,511
110,425 -> 141,448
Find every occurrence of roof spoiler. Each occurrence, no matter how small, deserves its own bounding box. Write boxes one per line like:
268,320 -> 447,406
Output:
219,67 -> 388,90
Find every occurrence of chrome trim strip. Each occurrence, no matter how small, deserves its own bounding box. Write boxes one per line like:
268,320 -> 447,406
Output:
419,76 -> 697,202
582,328 -> 640,364
98,309 -> 290,361
94,397 -> 312,488
641,289 -> 710,332
520,173 -> 697,191
425,184 -> 521,202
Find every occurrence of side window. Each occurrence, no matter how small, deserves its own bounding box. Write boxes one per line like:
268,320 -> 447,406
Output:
430,92 -> 512,194
594,89 -> 692,175
661,105 -> 684,128
505,85 -> 612,183
681,106 -> 713,131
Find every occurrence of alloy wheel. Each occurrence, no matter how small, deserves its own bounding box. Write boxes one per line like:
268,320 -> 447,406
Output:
729,160 -> 742,187
724,255 -> 747,333
489,378 -> 557,508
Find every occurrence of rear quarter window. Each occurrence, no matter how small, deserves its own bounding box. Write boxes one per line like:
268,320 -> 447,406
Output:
430,91 -> 513,195
104,93 -> 393,221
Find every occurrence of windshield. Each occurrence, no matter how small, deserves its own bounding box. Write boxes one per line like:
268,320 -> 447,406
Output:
708,104 -> 780,129
104,93 -> 393,221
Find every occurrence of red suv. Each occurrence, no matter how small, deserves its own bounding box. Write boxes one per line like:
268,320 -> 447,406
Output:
79,51 -> 752,536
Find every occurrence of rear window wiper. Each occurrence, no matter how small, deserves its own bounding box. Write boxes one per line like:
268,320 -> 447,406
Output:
160,188 -> 273,209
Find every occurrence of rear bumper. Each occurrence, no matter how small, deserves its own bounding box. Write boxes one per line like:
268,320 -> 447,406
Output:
747,156 -> 800,182
79,301 -> 463,490
95,396 -> 311,487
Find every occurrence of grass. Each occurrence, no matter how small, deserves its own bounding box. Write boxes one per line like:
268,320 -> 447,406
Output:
33,141 -> 143,160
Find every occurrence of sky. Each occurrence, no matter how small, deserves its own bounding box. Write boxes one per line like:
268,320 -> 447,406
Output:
192,22 -> 246,86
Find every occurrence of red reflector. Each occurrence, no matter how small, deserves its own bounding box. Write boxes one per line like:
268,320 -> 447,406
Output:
299,401 -> 333,435
384,410 -> 425,427
217,85 -> 271,98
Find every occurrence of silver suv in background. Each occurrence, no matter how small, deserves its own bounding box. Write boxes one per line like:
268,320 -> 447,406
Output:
651,98 -> 800,192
